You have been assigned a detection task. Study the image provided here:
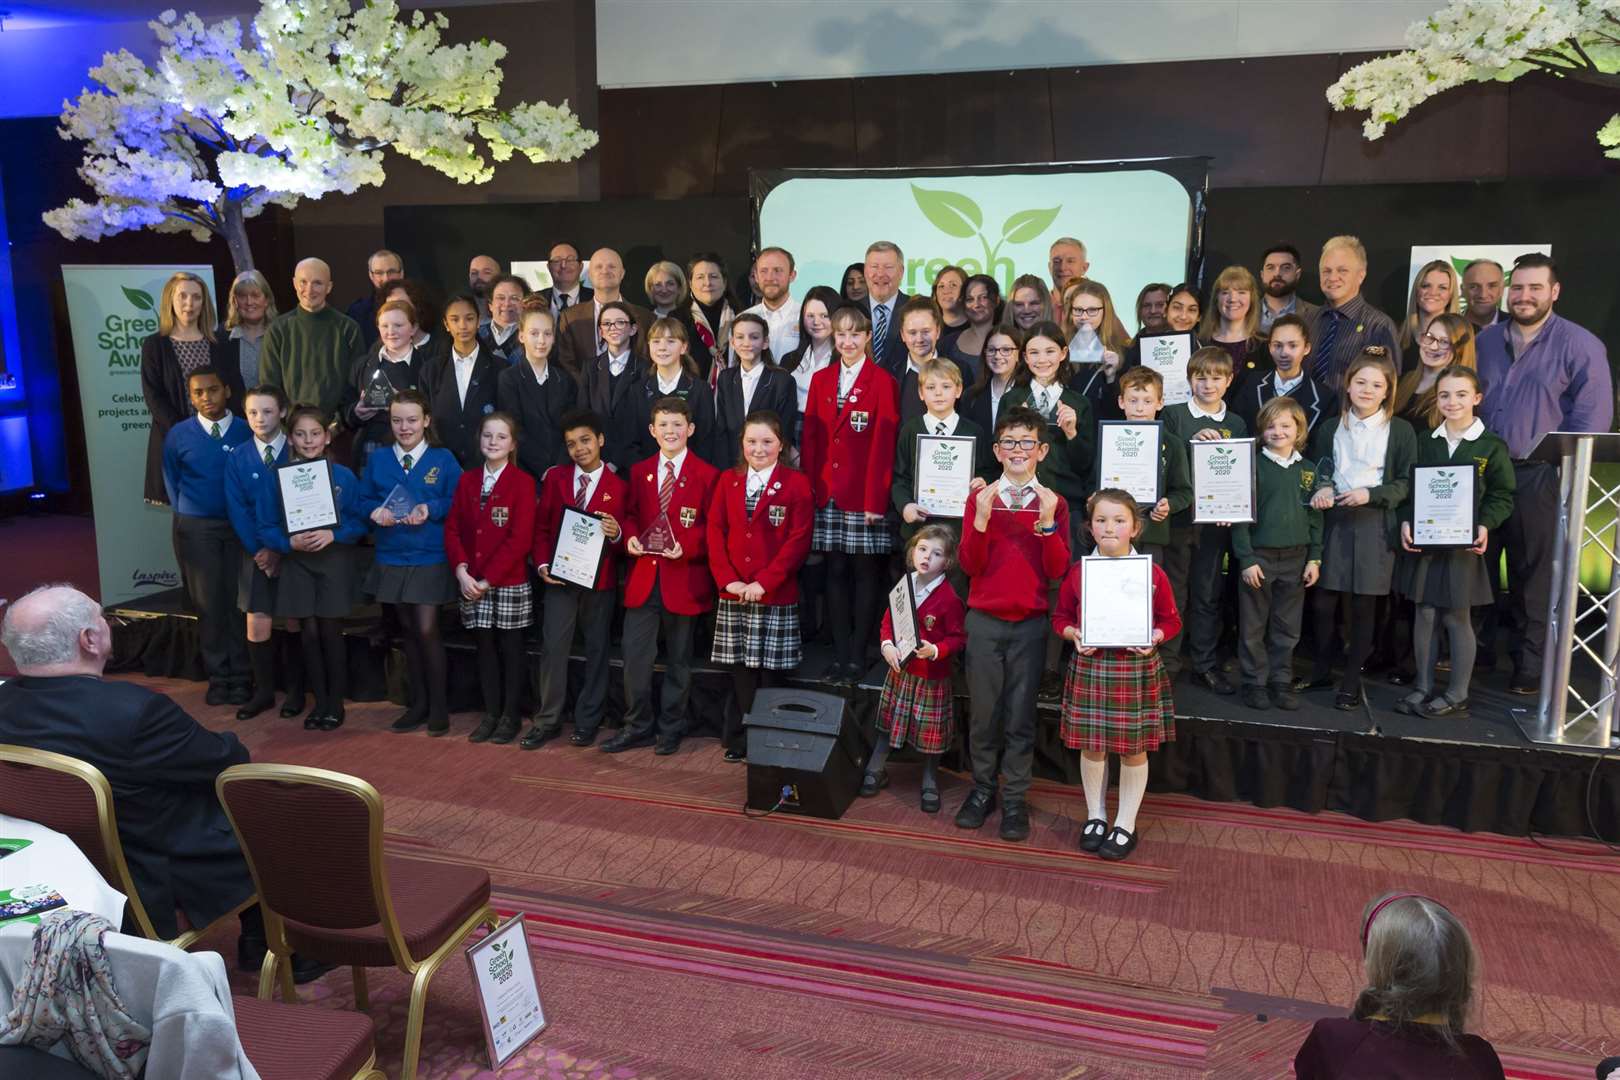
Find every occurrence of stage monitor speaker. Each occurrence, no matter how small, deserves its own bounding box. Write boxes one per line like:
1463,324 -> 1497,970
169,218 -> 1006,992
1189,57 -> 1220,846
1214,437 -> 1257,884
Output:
743,689 -> 863,820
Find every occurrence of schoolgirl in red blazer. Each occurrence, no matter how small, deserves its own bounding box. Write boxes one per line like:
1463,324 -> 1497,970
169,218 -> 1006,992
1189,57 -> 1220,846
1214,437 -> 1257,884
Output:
706,410 -> 814,761
799,304 -> 901,685
862,524 -> 968,814
608,396 -> 721,755
446,411 -> 536,746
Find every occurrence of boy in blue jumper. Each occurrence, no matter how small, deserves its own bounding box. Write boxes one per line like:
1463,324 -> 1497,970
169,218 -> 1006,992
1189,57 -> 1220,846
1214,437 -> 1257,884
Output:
163,368 -> 254,704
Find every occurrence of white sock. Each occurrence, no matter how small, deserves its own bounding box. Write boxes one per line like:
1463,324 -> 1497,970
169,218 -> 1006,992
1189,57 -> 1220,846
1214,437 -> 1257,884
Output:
1080,755 -> 1107,821
1113,762 -> 1150,835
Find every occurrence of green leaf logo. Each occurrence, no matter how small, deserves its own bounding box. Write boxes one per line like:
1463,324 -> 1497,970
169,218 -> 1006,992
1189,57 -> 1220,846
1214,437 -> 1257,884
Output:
1001,206 -> 1061,244
122,286 -> 155,312
1449,257 -> 1471,279
910,185 -> 982,238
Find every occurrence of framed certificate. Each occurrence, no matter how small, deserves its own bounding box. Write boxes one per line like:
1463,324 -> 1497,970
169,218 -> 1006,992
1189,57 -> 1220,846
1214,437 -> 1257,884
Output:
915,434 -> 976,518
1080,555 -> 1155,648
1137,332 -> 1195,406
464,916 -> 546,1069
887,574 -> 919,666
1096,421 -> 1163,506
1412,464 -> 1477,547
550,506 -> 606,587
1191,438 -> 1257,524
277,459 -> 339,534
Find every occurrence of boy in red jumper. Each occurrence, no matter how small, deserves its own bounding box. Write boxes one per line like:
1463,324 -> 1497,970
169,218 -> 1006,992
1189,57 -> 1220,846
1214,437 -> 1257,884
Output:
523,409 -> 628,750
956,405 -> 1072,841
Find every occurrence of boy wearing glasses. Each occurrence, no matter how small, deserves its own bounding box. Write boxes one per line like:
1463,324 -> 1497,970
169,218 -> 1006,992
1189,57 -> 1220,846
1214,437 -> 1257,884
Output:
955,405 -> 1071,842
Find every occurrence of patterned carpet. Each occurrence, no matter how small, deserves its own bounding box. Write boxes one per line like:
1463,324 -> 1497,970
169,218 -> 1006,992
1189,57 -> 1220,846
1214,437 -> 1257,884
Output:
142,675 -> 1620,1079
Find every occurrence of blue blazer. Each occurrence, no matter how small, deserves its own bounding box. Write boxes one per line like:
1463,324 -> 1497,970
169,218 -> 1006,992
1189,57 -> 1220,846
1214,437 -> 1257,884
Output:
255,458 -> 369,553
357,445 -> 462,565
225,438 -> 290,552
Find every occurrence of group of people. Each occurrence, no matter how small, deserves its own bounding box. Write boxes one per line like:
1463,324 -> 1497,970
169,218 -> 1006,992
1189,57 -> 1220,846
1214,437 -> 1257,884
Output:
134,233 -> 1612,861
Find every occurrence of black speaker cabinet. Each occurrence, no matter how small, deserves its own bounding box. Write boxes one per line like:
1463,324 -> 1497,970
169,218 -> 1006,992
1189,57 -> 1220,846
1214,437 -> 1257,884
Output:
743,688 -> 864,819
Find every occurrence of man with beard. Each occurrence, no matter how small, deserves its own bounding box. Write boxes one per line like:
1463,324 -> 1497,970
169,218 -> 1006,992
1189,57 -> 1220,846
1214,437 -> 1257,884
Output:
1462,258 -> 1510,335
558,248 -> 653,374
1305,235 -> 1398,387
468,253 -> 501,321
1257,244 -> 1318,335
348,248 -> 404,346
1477,253 -> 1613,695
742,247 -> 801,361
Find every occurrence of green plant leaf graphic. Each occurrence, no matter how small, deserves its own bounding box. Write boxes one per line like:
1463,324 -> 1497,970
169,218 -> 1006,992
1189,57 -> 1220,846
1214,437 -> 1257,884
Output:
1449,256 -> 1472,279
123,286 -> 155,312
911,185 -> 982,238
1000,205 -> 1061,244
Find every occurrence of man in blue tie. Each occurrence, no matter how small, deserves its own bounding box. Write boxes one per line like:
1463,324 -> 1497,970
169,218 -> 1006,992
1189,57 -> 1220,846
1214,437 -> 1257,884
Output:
1306,235 -> 1399,389
860,241 -> 909,378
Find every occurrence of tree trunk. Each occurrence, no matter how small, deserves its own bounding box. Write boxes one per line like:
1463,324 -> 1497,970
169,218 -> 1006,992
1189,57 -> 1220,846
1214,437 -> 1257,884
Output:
220,198 -> 255,279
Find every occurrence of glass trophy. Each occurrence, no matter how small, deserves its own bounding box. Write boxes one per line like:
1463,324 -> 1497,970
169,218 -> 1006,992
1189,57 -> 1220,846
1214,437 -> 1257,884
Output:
641,512 -> 676,555
363,367 -> 395,408
382,483 -> 417,519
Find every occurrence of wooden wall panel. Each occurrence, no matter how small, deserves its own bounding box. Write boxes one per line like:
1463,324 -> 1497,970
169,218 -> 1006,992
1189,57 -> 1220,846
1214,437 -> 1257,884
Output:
852,69 -> 1055,171
715,78 -> 857,192
597,85 -> 721,198
1507,70 -> 1620,180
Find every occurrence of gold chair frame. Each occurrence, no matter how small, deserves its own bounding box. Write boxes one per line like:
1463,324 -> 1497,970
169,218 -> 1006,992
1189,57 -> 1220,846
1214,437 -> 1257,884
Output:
216,763 -> 499,1080
0,743 -> 253,950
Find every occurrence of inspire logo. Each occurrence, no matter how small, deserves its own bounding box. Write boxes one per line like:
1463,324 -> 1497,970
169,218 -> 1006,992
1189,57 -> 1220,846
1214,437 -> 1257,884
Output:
908,185 -> 1061,294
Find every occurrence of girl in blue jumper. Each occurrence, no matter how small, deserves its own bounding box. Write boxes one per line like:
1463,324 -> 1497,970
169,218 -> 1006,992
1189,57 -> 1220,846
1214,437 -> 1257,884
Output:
360,389 -> 464,735
256,405 -> 368,729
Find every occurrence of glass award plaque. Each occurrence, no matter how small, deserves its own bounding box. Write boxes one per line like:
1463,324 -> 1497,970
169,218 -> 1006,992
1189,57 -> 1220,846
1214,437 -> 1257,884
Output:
382,483 -> 417,519
363,366 -> 395,408
641,511 -> 676,555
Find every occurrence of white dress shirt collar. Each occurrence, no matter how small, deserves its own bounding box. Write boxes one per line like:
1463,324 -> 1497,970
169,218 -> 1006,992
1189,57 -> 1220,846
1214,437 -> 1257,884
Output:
573,462 -> 605,505
924,411 -> 959,436
912,571 -> 946,607
254,433 -> 286,461
1188,399 -> 1227,421
747,463 -> 776,493
1435,417 -> 1485,454
482,461 -> 507,491
1273,369 -> 1305,396
196,413 -> 233,436
656,367 -> 683,395
659,448 -> 689,477
394,440 -> 425,466
1262,447 -> 1302,468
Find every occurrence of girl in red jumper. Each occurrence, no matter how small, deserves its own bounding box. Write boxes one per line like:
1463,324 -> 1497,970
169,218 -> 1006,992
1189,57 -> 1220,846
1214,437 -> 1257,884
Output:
446,411 -> 536,746
864,524 -> 967,813
1053,489 -> 1182,862
800,305 -> 900,685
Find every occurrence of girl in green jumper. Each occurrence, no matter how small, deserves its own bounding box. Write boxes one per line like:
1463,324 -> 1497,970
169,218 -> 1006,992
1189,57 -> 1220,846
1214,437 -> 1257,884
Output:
1395,367 -> 1515,717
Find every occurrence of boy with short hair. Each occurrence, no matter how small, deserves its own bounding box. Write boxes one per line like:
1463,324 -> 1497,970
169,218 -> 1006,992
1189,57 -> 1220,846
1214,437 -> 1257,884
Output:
606,397 -> 720,756
955,405 -> 1071,843
1161,348 -> 1248,693
164,368 -> 254,705
892,358 -> 994,544
524,409 -> 628,749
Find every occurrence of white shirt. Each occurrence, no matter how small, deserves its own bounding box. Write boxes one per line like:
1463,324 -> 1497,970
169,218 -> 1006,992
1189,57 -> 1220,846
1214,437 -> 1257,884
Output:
452,345 -> 479,407
743,296 -> 801,361
656,368 -> 683,395
1273,370 -> 1305,396
658,448 -> 689,485
1332,410 -> 1390,492
911,571 -> 945,608
998,473 -> 1036,510
606,350 -> 631,378
550,288 -> 578,317
196,413 -> 233,437
989,377 -> 1011,427
738,361 -> 765,413
791,340 -> 834,412
1435,417 -> 1485,456
837,357 -> 865,401
746,463 -> 776,500
394,440 -> 425,468
1262,447 -> 1302,468
481,461 -> 507,495
1188,399 -> 1227,422
573,463 -> 605,506
924,411 -> 960,436
487,321 -> 518,346
253,433 -> 286,463
527,360 -> 550,386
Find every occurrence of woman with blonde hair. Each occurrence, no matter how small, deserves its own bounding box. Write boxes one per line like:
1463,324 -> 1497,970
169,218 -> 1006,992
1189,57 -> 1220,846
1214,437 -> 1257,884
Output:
1400,259 -> 1460,365
644,260 -> 689,319
1199,265 -> 1265,386
1295,892 -> 1503,1078
139,271 -> 244,504
1006,274 -> 1051,331
224,269 -> 278,388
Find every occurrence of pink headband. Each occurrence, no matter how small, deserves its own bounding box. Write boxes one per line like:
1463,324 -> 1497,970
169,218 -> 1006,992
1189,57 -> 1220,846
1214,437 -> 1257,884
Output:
1361,893 -> 1449,950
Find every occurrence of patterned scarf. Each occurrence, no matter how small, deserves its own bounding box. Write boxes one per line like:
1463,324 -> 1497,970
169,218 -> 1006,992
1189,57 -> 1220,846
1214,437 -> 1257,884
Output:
692,298 -> 736,389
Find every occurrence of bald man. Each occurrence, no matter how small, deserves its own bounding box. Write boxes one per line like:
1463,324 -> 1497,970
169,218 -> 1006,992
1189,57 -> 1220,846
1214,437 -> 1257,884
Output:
259,257 -> 363,416
557,247 -> 653,374
469,254 -> 501,320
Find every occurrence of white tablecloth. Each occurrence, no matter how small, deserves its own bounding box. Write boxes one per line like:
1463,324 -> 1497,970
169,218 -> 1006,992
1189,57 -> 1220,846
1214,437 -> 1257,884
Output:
0,813 -> 127,928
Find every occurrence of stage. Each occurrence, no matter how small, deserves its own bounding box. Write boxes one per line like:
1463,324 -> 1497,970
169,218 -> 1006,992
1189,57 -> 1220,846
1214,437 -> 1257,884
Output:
106,586 -> 1620,840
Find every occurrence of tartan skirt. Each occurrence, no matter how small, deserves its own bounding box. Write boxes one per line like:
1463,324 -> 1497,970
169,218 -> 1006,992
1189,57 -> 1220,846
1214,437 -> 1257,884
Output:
711,598 -> 802,670
876,669 -> 955,753
812,504 -> 894,555
1060,649 -> 1176,754
460,581 -> 533,630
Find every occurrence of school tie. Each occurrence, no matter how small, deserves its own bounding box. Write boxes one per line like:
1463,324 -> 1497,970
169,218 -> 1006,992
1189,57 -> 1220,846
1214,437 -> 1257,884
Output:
745,480 -> 762,516
401,452 -> 413,472
263,446 -> 274,466
872,303 -> 889,366
575,472 -> 591,509
934,422 -> 947,435
210,422 -> 221,438
1312,310 -> 1341,383
1007,484 -> 1029,511
659,460 -> 676,514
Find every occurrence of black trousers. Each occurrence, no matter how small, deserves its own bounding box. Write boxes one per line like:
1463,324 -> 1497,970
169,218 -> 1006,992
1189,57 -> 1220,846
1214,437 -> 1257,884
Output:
1237,546 -> 1308,689
175,514 -> 248,687
1170,523 -> 1232,674
964,610 -> 1046,803
536,583 -> 616,736
620,590 -> 697,741
1500,460 -> 1560,680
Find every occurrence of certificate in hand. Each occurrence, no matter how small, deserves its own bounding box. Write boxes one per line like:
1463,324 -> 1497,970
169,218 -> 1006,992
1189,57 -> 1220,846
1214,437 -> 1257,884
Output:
551,506 -> 606,587
915,434 -> 977,518
1080,555 -> 1155,648
1096,421 -> 1163,506
277,459 -> 340,535
887,574 -> 919,667
1412,465 -> 1476,547
1137,332 -> 1194,405
1191,438 -> 1257,523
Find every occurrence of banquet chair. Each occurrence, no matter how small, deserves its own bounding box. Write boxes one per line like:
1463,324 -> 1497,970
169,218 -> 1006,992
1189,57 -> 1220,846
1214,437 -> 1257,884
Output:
0,744 -> 252,950
216,763 -> 499,1080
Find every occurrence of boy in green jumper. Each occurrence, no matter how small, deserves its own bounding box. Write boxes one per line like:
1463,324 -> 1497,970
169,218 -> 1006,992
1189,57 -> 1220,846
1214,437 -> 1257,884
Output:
1160,347 -> 1249,691
1108,364 -> 1192,579
1231,397 -> 1322,710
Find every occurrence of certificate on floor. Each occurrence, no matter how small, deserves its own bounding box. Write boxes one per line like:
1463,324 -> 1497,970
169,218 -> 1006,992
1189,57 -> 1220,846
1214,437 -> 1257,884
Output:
467,916 -> 546,1068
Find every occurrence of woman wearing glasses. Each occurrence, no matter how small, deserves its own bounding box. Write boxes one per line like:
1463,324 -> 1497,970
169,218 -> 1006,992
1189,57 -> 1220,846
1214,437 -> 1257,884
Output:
963,325 -> 1027,438
1394,314 -> 1475,429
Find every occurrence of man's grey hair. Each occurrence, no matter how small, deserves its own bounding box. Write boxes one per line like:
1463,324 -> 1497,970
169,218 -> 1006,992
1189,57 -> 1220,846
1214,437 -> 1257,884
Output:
865,240 -> 904,264
1049,236 -> 1087,254
0,584 -> 102,668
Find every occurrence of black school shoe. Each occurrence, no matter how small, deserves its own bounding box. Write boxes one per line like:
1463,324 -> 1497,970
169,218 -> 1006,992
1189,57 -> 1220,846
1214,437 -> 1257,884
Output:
999,802 -> 1030,842
1097,826 -> 1138,861
722,747 -> 746,763
1333,687 -> 1364,711
601,730 -> 655,753
568,728 -> 597,747
206,684 -> 231,707
1190,669 -> 1236,695
654,738 -> 681,756
519,723 -> 562,750
1240,685 -> 1271,710
858,771 -> 890,797
1292,674 -> 1335,693
1269,685 -> 1302,710
1078,818 -> 1109,852
954,788 -> 995,829
390,709 -> 426,733
489,717 -> 521,745
468,716 -> 498,743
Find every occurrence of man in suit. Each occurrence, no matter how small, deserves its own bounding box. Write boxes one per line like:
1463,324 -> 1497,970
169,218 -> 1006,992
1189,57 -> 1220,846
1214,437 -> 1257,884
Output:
1048,237 -> 1089,293
536,242 -> 592,320
859,240 -> 908,377
346,248 -> 404,347
0,584 -> 323,981
557,248 -> 653,375
1256,244 -> 1319,336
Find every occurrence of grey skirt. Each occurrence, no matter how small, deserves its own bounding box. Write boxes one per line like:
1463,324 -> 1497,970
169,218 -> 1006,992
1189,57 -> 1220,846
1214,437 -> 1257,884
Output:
1396,549 -> 1493,609
1319,505 -> 1395,595
238,555 -> 277,615
274,545 -> 359,619
366,560 -> 457,606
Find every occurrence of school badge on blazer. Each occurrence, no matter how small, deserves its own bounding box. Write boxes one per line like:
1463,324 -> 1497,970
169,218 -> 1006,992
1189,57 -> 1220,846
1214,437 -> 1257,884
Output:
923,614 -> 936,631
1300,469 -> 1315,491
1474,456 -> 1489,477
424,467 -> 440,485
850,411 -> 870,432
768,505 -> 786,526
679,506 -> 697,527
492,506 -> 509,527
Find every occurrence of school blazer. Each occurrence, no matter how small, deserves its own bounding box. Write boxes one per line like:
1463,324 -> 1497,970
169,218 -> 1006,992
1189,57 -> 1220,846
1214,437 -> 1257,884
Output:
879,581 -> 966,682
582,353 -> 649,476
706,465 -> 814,606
623,452 -> 721,615
495,361 -> 578,482
713,365 -> 800,467
476,323 -> 525,367
425,346 -> 503,471
999,382 -> 1096,504
1307,414 -> 1418,544
556,298 -> 654,374
532,463 -> 628,590
224,439 -> 290,553
444,464 -> 537,587
800,360 -> 900,515
1237,371 -> 1338,436
630,371 -> 721,469
858,293 -> 910,377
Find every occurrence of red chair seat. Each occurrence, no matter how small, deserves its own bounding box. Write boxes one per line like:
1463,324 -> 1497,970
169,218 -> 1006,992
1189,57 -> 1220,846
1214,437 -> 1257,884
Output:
234,995 -> 376,1080
283,855 -> 491,967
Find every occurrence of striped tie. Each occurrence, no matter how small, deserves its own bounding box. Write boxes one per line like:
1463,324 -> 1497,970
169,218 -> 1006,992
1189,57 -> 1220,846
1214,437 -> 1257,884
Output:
1312,311 -> 1341,383
401,453 -> 413,472
575,473 -> 591,509
745,481 -> 761,516
264,446 -> 274,466
660,460 -> 675,513
873,303 -> 889,366
210,422 -> 221,438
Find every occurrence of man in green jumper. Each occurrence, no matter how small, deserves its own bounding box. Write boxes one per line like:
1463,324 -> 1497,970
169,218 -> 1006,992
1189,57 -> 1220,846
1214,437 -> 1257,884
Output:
259,257 -> 363,416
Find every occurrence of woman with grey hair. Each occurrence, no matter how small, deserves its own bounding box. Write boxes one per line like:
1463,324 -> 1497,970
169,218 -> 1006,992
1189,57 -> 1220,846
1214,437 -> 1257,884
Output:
224,269 -> 278,388
644,260 -> 688,320
1294,891 -> 1504,1078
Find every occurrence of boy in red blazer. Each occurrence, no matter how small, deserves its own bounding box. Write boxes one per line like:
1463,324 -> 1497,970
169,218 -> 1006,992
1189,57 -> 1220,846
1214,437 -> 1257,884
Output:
604,397 -> 720,755
523,409 -> 628,750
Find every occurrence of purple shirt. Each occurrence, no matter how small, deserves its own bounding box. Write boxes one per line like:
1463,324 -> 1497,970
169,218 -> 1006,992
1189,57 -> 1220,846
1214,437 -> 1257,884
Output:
1477,313 -> 1613,458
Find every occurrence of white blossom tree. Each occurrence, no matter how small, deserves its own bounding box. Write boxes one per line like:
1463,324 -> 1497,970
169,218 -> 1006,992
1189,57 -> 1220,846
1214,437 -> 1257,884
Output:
44,0 -> 599,275
1328,0 -> 1620,157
